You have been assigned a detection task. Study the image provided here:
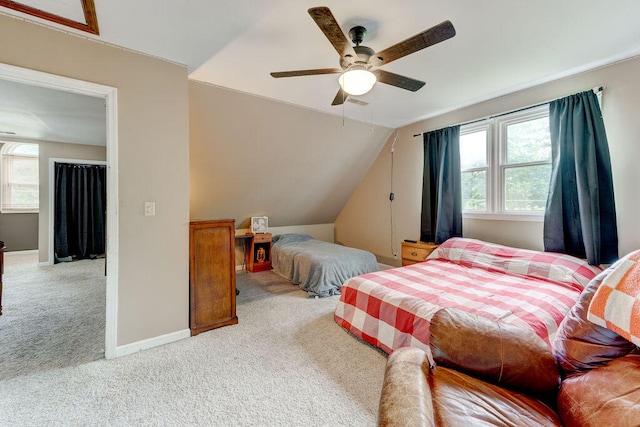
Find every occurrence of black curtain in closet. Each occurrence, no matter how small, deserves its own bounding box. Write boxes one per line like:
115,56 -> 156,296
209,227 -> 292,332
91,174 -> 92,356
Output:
54,163 -> 106,261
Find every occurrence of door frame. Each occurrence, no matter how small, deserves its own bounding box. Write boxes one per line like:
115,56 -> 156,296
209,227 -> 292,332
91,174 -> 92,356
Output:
0,62 -> 119,359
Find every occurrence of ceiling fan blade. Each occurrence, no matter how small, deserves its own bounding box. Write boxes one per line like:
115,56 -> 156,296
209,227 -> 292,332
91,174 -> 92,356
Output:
270,68 -> 342,78
370,20 -> 455,66
331,88 -> 349,106
373,69 -> 426,92
308,7 -> 357,65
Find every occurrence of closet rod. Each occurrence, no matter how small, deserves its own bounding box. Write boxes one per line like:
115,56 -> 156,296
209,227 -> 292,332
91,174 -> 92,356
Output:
413,86 -> 604,138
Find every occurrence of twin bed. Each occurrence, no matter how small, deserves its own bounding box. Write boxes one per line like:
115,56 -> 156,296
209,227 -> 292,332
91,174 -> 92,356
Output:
271,233 -> 379,297
334,237 -> 602,354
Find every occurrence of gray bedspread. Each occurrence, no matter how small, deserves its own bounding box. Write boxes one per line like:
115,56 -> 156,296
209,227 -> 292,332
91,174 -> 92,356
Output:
271,234 -> 379,298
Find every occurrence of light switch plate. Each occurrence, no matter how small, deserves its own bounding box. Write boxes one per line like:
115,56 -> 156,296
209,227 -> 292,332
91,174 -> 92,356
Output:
144,201 -> 155,216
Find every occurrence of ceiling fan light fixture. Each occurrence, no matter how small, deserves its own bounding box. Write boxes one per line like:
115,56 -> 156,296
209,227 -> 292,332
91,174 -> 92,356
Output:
338,68 -> 376,96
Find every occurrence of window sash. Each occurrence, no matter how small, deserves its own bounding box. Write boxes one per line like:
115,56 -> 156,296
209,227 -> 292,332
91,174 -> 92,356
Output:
460,105 -> 550,217
461,123 -> 492,213
1,143 -> 39,213
502,163 -> 552,212
3,183 -> 39,210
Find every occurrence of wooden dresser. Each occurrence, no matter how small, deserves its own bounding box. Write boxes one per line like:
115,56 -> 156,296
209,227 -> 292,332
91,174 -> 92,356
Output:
189,219 -> 237,336
401,241 -> 439,266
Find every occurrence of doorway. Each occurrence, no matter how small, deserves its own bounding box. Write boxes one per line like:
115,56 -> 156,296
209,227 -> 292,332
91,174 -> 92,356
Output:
50,160 -> 107,264
0,62 -> 118,359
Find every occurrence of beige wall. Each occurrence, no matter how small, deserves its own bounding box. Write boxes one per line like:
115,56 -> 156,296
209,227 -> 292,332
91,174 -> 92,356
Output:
189,82 -> 393,228
37,141 -> 107,263
337,56 -> 640,264
0,213 -> 38,251
0,15 -> 190,347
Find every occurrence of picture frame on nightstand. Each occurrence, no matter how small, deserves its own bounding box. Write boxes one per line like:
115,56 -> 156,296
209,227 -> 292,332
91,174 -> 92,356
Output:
250,216 -> 268,234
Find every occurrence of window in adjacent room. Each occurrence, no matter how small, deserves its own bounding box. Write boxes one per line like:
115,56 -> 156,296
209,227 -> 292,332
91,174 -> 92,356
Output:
0,142 -> 39,213
460,105 -> 551,219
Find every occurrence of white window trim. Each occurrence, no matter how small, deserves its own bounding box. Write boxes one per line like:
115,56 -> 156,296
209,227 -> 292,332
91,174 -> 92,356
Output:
461,105 -> 550,221
463,211 -> 545,222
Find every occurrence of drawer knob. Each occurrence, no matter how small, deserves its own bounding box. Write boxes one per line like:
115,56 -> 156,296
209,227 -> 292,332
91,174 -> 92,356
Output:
411,251 -> 418,256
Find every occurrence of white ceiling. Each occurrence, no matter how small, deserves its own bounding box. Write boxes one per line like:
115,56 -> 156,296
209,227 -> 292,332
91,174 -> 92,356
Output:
2,0 -> 640,142
0,79 -> 106,146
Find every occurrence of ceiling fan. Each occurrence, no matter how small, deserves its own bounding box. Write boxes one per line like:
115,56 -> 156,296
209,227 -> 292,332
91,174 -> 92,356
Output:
270,6 -> 456,106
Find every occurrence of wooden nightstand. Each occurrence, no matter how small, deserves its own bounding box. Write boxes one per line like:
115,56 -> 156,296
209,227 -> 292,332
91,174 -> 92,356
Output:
401,241 -> 439,266
247,233 -> 272,272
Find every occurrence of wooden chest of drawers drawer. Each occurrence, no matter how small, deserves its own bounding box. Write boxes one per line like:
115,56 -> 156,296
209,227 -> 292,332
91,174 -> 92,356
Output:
401,241 -> 439,266
252,233 -> 272,244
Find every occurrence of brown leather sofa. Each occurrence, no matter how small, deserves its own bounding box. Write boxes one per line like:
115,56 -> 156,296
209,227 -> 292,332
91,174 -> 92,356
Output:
378,265 -> 640,427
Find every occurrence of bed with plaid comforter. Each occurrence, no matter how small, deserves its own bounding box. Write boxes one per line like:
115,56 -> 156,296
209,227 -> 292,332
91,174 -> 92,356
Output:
334,237 -> 602,354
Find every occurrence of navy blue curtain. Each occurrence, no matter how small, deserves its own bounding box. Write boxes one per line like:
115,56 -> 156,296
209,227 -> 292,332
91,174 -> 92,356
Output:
543,90 -> 618,265
54,163 -> 106,260
421,126 -> 463,243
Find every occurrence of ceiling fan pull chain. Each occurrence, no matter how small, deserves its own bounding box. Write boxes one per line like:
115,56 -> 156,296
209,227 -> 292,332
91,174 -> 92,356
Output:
370,92 -> 374,132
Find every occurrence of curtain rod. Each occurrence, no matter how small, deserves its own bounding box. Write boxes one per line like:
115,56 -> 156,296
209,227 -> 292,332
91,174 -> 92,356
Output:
413,86 -> 605,138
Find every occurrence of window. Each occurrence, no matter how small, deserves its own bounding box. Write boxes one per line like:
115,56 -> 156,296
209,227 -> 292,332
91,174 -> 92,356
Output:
460,105 -> 551,219
1,142 -> 39,213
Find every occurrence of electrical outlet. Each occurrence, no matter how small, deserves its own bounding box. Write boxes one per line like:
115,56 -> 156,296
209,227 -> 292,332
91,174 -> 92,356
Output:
144,201 -> 155,216
393,253 -> 398,260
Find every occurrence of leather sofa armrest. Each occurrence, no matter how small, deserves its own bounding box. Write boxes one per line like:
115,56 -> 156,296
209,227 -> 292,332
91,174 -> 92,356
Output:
430,308 -> 560,398
378,347 -> 435,427
558,354 -> 640,426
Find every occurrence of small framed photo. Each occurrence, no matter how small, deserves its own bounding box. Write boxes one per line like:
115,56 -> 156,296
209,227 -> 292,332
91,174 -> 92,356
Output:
251,216 -> 268,234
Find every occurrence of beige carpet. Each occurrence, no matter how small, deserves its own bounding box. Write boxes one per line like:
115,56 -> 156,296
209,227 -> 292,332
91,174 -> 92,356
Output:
0,256 -> 387,426
0,251 -> 106,380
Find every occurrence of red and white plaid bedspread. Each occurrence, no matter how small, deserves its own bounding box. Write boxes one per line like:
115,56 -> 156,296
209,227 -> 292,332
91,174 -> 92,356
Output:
334,238 -> 602,354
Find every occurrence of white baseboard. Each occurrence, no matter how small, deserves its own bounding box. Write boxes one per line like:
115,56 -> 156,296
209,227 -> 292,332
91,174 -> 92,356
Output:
112,328 -> 191,358
4,249 -> 38,257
